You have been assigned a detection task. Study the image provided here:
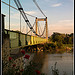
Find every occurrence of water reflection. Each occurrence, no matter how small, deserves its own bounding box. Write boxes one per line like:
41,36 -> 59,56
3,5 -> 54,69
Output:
41,53 -> 73,75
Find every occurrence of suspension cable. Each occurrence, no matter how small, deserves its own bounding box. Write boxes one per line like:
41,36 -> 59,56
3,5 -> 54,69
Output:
33,0 -> 46,17
22,26 -> 24,32
38,22 -> 42,34
39,22 -> 46,36
27,21 -> 36,34
2,0 -> 46,37
39,21 -> 46,36
37,22 -> 40,35
1,1 -> 36,18
14,0 -> 41,37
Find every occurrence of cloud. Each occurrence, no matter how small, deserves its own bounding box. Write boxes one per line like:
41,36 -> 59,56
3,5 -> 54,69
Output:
59,20 -> 72,22
51,3 -> 62,7
10,11 -> 38,19
51,19 -> 74,26
25,11 -> 37,15
48,19 -> 74,35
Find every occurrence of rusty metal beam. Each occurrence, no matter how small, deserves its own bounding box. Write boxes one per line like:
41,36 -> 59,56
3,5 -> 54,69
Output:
37,18 -> 46,21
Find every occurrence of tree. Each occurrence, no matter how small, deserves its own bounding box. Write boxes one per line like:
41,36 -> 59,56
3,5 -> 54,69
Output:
51,32 -> 64,43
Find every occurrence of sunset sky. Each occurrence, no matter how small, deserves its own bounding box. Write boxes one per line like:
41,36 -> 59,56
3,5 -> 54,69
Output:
1,0 -> 74,36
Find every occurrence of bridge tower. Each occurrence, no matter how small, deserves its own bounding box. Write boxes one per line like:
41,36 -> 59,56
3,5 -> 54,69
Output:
46,17 -> 48,41
36,17 -> 38,36
35,17 -> 48,40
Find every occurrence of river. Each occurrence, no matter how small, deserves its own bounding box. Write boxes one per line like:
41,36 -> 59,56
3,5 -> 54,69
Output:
25,51 -> 73,75
41,53 -> 73,75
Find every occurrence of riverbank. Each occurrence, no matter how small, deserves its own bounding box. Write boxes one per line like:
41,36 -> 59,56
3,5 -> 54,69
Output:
2,42 -> 73,75
25,51 -> 73,75
42,42 -> 73,54
27,43 -> 73,74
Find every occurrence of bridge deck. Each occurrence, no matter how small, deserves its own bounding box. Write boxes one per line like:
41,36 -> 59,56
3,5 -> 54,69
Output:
4,29 -> 47,49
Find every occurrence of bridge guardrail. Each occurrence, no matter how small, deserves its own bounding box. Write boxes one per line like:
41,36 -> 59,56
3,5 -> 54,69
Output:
4,29 -> 47,48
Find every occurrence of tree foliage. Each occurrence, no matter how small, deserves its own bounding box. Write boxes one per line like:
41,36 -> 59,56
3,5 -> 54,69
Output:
48,32 -> 73,44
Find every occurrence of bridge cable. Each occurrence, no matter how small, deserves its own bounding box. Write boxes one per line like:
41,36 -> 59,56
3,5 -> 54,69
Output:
27,21 -> 36,34
2,0 -> 46,37
33,0 -> 46,17
14,0 -> 36,33
33,0 -> 47,36
38,22 -> 46,36
1,1 -> 36,18
22,26 -> 25,32
37,22 -> 40,35
14,0 -> 46,37
38,22 -> 43,35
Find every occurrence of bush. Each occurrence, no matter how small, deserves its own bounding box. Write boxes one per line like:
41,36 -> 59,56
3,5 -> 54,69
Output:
3,49 -> 46,75
48,42 -> 57,50
56,42 -> 63,49
43,42 -> 57,51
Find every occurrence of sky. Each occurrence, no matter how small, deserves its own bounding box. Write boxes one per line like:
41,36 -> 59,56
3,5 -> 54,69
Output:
1,0 -> 74,36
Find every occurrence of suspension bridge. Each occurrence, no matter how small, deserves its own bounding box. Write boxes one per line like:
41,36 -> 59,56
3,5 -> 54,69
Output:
2,0 -> 48,49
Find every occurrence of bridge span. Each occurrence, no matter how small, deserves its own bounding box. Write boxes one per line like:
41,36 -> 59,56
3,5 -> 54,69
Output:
2,0 -> 48,50
3,29 -> 47,49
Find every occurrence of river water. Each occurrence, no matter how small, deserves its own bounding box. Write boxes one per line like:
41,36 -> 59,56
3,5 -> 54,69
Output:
41,53 -> 73,75
25,51 -> 73,75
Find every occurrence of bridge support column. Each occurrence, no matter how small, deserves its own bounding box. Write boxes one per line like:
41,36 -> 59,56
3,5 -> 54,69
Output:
2,14 -> 5,45
36,17 -> 38,36
46,17 -> 48,41
36,45 -> 37,52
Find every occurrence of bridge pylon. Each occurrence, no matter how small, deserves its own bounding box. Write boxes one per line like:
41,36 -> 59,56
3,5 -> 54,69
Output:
46,17 -> 48,41
35,17 -> 48,41
36,17 -> 38,36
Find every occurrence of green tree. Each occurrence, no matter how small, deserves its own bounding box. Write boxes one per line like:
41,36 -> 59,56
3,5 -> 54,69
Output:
68,33 -> 73,44
51,32 -> 64,43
